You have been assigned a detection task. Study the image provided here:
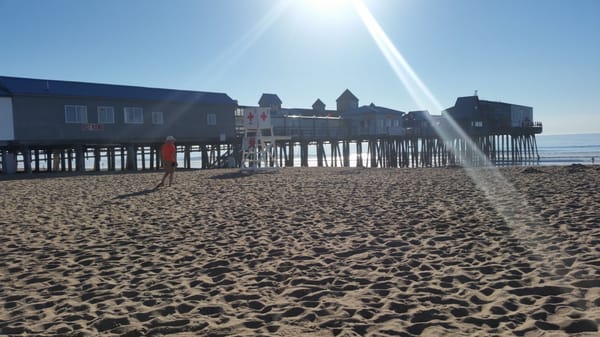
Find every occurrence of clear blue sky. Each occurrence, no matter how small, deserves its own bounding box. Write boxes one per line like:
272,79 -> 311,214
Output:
1,0 -> 598,135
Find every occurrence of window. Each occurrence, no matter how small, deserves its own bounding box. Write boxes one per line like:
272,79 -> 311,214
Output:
471,121 -> 484,127
98,106 -> 115,124
207,113 -> 217,126
124,107 -> 144,124
152,111 -> 164,125
64,105 -> 87,123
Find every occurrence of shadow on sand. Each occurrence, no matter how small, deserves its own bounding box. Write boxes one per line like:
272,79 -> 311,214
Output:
113,188 -> 159,199
209,171 -> 254,180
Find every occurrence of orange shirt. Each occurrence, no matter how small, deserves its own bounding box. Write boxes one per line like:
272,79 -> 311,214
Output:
162,142 -> 176,162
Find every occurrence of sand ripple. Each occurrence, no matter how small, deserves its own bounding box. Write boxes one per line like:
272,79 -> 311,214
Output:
1,166 -> 599,336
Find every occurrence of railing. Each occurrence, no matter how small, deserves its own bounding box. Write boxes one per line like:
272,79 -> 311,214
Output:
208,149 -> 235,169
236,120 -> 544,141
272,127 -> 349,140
530,121 -> 543,133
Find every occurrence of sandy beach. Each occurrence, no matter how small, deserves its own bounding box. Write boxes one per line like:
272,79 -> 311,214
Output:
1,165 -> 599,336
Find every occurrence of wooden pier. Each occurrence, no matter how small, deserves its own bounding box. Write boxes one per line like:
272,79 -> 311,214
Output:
262,130 -> 541,169
2,142 -> 235,174
1,123 -> 542,174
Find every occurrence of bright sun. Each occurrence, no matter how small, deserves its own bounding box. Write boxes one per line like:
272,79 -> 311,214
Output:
295,0 -> 357,23
303,0 -> 352,12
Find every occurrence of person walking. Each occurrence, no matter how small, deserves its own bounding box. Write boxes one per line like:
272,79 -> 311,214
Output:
156,136 -> 177,188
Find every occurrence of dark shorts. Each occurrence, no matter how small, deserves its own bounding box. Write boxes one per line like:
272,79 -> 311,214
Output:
165,161 -> 176,172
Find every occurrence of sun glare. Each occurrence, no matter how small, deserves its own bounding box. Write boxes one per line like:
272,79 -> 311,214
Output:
351,0 -> 568,282
303,0 -> 350,12
296,0 -> 355,22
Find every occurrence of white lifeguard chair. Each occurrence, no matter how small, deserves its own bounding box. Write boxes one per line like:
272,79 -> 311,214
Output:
240,107 -> 289,173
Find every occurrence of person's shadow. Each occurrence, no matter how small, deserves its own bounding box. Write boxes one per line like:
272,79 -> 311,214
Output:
113,188 -> 158,200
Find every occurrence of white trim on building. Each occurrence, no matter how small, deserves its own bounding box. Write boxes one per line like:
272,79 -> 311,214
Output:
124,107 -> 144,124
65,105 -> 88,124
98,106 -> 115,124
152,111 -> 164,125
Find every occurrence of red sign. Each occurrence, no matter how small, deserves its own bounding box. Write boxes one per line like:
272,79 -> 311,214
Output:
81,123 -> 104,131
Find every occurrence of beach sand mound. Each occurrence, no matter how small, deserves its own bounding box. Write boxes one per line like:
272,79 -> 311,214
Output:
566,163 -> 588,174
521,167 -> 545,174
1,167 -> 599,336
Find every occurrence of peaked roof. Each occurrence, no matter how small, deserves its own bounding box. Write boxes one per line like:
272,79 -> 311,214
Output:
405,110 -> 431,120
441,95 -> 480,116
343,104 -> 405,116
454,95 -> 480,110
312,99 -> 325,109
336,89 -> 358,102
258,93 -> 282,106
0,76 -> 235,104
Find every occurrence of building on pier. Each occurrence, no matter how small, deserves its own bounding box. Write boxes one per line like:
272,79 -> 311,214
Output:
0,76 -> 236,174
404,110 -> 436,136
440,95 -> 543,165
240,90 -> 543,168
443,95 -> 542,135
263,90 -> 406,140
1,75 -> 543,174
343,103 -> 405,137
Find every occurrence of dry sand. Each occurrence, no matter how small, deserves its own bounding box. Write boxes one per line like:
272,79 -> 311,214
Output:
1,165 -> 599,336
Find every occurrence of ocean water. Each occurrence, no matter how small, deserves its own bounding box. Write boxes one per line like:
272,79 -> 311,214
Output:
536,133 -> 600,166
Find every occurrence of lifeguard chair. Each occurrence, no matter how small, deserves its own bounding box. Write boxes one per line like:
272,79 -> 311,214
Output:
240,107 -> 288,173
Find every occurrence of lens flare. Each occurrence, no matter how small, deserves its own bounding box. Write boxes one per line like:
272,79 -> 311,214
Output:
351,0 -> 542,242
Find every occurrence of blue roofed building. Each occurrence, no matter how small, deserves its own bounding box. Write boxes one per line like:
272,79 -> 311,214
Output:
0,76 -> 237,146
0,76 -> 237,173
